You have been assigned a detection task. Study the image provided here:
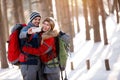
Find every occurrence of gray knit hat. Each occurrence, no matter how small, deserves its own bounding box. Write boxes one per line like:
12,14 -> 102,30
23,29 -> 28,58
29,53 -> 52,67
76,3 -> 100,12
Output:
30,12 -> 41,22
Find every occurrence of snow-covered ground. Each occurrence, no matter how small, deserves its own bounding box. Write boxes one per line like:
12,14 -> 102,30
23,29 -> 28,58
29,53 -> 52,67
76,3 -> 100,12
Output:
66,15 -> 120,80
0,65 -> 23,80
0,15 -> 120,80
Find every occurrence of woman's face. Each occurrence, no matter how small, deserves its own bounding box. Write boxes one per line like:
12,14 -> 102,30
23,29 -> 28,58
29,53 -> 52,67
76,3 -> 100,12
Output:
32,17 -> 41,27
42,21 -> 51,32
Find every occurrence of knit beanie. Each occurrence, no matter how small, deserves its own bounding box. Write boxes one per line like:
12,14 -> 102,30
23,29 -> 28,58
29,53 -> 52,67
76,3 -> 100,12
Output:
30,12 -> 41,22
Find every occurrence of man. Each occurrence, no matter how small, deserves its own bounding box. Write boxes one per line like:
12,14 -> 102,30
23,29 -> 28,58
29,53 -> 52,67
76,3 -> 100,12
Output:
19,12 -> 44,80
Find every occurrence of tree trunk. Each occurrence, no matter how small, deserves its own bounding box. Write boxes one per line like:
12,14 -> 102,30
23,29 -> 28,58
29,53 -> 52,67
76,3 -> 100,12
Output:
28,0 -> 32,13
55,0 -> 62,29
45,0 -> 53,17
69,0 -> 80,33
98,0 -> 108,45
82,0 -> 90,40
71,0 -> 80,34
55,0 -> 74,52
115,0 -> 119,23
30,0 -> 53,22
71,0 -> 75,34
118,0 -> 120,11
35,0 -> 53,21
90,0 -> 101,42
17,0 -> 25,23
12,0 -> 25,24
75,0 -> 80,33
12,0 -> 20,23
111,0 -> 117,13
0,0 -> 9,68
88,0 -> 93,28
107,0 -> 111,14
1,0 -> 9,42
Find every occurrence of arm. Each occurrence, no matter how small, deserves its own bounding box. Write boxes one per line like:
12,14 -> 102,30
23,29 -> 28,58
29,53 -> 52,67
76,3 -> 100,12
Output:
19,26 -> 30,39
22,37 -> 55,56
19,26 -> 35,39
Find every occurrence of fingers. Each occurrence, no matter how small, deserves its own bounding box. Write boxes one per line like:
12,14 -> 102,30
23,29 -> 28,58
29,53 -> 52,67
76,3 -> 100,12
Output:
27,27 -> 36,34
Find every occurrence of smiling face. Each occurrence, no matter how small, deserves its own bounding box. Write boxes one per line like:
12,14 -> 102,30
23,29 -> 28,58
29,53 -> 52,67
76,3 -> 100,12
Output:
31,17 -> 41,27
42,21 -> 51,32
42,18 -> 55,32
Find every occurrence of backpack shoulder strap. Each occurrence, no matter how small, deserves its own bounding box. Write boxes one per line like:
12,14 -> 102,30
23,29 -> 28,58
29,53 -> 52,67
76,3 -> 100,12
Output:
55,37 -> 64,80
55,37 -> 59,57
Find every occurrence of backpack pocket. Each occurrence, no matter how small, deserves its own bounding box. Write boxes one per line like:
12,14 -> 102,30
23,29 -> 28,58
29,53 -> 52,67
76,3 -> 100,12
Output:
19,53 -> 27,62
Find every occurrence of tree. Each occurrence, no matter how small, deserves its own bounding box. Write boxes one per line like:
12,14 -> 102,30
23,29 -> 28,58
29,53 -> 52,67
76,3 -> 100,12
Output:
1,0 -> 9,42
55,0 -> 74,51
28,0 -> 32,13
0,0 -> 9,68
12,0 -> 25,24
107,0 -> 112,14
55,0 -> 63,29
71,0 -> 80,34
82,0 -> 90,40
17,0 -> 25,23
36,0 -> 53,20
89,0 -> 101,42
12,0 -> 20,23
118,0 -> 120,11
87,0 -> 93,28
75,0 -> 80,33
111,0 -> 119,23
30,0 -> 53,22
115,0 -> 119,23
111,0 -> 119,24
98,0 -> 108,45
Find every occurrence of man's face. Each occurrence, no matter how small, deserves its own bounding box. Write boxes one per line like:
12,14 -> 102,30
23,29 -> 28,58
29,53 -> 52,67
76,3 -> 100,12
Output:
32,17 -> 41,27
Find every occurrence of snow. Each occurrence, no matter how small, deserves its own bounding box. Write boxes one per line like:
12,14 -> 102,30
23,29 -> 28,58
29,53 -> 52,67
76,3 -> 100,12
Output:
1,15 -> 120,80
0,65 -> 23,80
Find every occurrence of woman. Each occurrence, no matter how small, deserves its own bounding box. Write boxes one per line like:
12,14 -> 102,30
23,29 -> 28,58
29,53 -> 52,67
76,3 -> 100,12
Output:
22,17 -> 60,80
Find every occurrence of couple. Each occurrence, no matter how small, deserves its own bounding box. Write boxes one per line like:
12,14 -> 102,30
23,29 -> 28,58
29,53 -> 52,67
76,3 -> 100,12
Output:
19,12 -> 60,80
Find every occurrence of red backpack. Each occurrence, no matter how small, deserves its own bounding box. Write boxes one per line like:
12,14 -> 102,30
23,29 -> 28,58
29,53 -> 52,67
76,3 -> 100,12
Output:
7,24 -> 26,65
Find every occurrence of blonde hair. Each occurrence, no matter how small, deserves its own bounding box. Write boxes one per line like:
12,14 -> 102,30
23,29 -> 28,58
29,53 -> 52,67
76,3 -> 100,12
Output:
43,17 -> 55,31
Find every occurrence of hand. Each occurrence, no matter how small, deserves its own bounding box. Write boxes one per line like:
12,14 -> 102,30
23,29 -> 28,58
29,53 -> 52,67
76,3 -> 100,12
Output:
27,27 -> 41,34
27,27 -> 36,34
27,27 -> 33,34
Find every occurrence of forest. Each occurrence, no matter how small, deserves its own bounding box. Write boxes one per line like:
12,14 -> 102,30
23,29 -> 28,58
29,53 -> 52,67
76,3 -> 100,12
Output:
0,0 -> 119,69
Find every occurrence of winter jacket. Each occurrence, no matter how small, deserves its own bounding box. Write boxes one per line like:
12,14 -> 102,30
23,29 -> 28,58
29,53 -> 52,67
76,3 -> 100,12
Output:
22,30 -> 58,63
19,22 -> 41,65
22,30 -> 60,80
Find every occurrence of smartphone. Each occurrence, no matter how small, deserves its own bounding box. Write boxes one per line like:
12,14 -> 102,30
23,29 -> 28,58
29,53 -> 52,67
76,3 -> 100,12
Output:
32,27 -> 41,33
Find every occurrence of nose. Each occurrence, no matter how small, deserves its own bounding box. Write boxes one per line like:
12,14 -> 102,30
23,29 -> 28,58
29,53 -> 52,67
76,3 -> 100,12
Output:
37,19 -> 40,23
